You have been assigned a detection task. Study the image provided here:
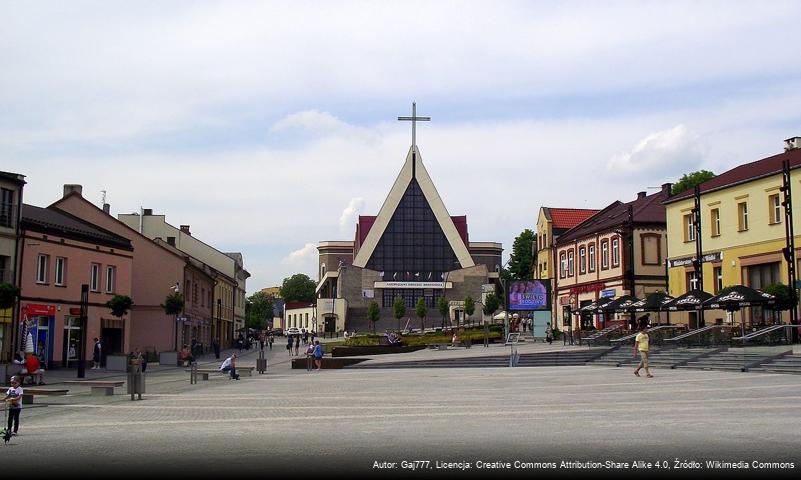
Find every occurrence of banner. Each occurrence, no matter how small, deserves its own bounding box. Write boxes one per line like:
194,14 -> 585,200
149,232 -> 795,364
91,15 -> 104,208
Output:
509,280 -> 550,311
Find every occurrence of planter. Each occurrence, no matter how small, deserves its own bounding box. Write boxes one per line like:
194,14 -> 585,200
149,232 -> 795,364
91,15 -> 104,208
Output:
159,351 -> 179,367
332,345 -> 427,357
105,355 -> 129,372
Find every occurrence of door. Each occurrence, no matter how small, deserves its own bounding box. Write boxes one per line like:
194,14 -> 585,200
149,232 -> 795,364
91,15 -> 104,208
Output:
101,328 -> 123,360
62,317 -> 82,368
324,316 -> 335,333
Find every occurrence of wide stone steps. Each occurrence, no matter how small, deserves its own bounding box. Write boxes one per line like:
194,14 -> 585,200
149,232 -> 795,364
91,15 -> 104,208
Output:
588,348 -> 718,368
678,352 -> 776,371
346,350 -> 603,369
751,354 -> 801,374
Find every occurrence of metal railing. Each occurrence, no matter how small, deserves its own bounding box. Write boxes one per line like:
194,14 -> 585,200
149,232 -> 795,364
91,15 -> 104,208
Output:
663,324 -> 740,347
733,324 -> 801,345
0,202 -> 17,229
610,325 -> 687,346
583,325 -> 623,346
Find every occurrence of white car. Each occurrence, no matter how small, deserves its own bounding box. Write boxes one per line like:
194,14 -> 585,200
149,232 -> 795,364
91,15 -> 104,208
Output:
286,327 -> 301,336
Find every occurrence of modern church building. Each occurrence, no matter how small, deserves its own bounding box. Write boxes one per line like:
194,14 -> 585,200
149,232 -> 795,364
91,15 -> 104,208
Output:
316,143 -> 503,334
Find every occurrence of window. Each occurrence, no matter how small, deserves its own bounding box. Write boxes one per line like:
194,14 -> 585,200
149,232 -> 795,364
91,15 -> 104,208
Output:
36,254 -> 48,284
686,270 -> 698,293
167,236 -> 176,246
714,266 -> 723,293
769,194 -> 781,225
201,288 -> 205,307
588,244 -> 596,273
193,282 -> 198,305
305,313 -> 309,328
55,257 -> 66,286
738,202 -> 748,231
611,238 -> 620,267
641,234 -> 661,265
559,252 -> 567,278
90,263 -> 100,291
684,213 -> 695,242
601,241 -> 609,270
542,234 -> 547,248
0,188 -> 13,228
567,250 -> 574,277
710,208 -> 720,237
105,266 -> 116,293
579,247 -> 586,274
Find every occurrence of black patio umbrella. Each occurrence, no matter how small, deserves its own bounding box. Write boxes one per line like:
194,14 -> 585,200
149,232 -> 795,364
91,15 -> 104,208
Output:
599,295 -> 640,313
628,292 -> 675,312
662,289 -> 713,311
573,297 -> 613,315
703,285 -> 775,311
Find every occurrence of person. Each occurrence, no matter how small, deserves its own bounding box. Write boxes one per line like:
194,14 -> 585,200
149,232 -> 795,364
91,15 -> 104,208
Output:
451,331 -> 459,347
132,347 -> 147,373
633,324 -> 653,378
68,342 -> 77,361
313,340 -> 323,371
546,322 -> 553,345
212,338 -> 220,360
92,338 -> 102,369
179,345 -> 194,365
236,335 -> 243,353
219,353 -> 240,380
268,333 -> 274,350
22,352 -> 45,385
294,335 -> 300,357
190,338 -> 198,357
4,376 -> 23,437
287,335 -> 294,357
12,350 -> 24,365
343,330 -> 349,341
305,341 -> 315,371
303,329 -> 309,346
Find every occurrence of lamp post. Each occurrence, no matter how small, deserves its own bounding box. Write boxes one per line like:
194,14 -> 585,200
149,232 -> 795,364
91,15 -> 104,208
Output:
781,158 -> 799,339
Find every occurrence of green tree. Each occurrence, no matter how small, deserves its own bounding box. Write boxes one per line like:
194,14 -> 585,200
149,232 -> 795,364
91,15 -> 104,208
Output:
280,273 -> 316,303
672,170 -> 716,195
437,295 -> 449,329
483,293 -> 500,318
367,301 -> 381,333
464,295 -> 475,327
246,291 -> 275,330
106,295 -> 133,318
0,282 -> 20,309
508,229 -> 536,280
161,292 -> 184,316
415,298 -> 427,333
763,283 -> 793,322
393,297 -> 406,332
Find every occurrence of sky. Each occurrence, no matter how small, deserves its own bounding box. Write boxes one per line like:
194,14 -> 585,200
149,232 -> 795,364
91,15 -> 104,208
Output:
2,1 -> 801,294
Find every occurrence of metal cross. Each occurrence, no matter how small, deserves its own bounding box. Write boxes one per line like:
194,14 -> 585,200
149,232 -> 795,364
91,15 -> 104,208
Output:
398,102 -> 430,149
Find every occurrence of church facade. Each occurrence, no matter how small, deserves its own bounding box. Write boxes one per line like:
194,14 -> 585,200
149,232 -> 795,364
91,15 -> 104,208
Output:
316,145 -> 503,333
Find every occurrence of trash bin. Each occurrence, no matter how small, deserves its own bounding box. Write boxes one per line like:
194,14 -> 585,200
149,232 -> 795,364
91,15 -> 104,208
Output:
256,350 -> 267,374
127,360 -> 145,400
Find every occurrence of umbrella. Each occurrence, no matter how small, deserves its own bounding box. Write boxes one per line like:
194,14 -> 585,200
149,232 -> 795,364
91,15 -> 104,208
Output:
628,292 -> 674,312
493,311 -> 507,321
25,332 -> 34,353
662,289 -> 713,311
574,297 -> 613,315
703,285 -> 775,311
599,295 -> 640,313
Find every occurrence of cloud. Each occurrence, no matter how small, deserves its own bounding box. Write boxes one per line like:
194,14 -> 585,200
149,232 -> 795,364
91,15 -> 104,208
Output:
280,243 -> 318,278
606,124 -> 705,179
271,110 -> 350,134
338,197 -> 364,231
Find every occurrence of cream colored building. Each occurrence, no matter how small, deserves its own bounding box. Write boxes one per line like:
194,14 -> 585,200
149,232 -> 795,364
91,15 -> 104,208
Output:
0,171 -> 25,361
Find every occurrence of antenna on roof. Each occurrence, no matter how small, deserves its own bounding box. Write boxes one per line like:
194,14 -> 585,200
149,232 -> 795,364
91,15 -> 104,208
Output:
101,190 -> 107,205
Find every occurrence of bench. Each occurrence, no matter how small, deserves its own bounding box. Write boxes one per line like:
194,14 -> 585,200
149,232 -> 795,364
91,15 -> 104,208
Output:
0,386 -> 69,405
62,380 -> 125,396
187,366 -> 255,381
428,343 -> 449,351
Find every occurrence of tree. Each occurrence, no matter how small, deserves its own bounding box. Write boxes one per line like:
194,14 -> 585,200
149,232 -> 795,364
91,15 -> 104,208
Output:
161,292 -> 184,316
106,295 -> 133,318
763,283 -> 793,323
367,301 -> 381,333
393,297 -> 406,332
415,298 -> 427,333
0,282 -> 20,309
280,273 -> 316,303
672,170 -> 715,195
246,291 -> 275,330
464,295 -> 475,327
437,295 -> 449,329
508,229 -> 536,280
483,293 -> 500,318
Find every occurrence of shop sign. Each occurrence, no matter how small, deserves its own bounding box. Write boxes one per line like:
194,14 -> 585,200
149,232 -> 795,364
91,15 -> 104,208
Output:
600,289 -> 616,298
668,251 -> 723,268
22,304 -> 56,317
375,281 -> 450,289
569,283 -> 606,295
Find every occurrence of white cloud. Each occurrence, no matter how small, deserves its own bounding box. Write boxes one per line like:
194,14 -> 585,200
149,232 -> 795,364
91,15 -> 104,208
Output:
606,124 -> 705,179
280,243 -> 318,277
338,197 -> 364,232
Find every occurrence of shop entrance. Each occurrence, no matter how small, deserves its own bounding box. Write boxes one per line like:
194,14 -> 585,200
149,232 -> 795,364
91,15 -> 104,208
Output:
62,317 -> 82,368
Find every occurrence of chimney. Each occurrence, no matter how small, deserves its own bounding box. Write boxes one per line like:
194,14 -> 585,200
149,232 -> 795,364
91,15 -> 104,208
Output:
637,191 -> 646,199
143,209 -> 153,216
180,225 -> 191,236
102,203 -> 110,214
785,136 -> 801,151
662,182 -> 673,197
63,184 -> 83,198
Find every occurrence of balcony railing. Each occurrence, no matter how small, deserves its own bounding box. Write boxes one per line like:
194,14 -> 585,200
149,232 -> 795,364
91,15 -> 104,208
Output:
0,202 -> 17,229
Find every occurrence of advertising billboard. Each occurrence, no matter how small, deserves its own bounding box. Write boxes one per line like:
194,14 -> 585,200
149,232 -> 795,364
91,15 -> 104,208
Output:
508,280 -> 551,311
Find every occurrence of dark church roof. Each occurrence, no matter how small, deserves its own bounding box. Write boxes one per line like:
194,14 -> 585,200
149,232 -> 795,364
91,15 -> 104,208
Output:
357,214 -> 469,246
22,204 -> 133,250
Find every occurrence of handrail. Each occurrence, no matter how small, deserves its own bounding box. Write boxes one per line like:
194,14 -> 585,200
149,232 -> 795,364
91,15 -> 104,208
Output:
610,325 -> 684,344
584,325 -> 622,341
733,324 -> 800,341
663,325 -> 720,342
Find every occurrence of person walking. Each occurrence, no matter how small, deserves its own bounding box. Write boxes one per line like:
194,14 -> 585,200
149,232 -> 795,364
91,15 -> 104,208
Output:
305,341 -> 315,372
303,329 -> 309,346
294,335 -> 300,357
633,324 -> 653,378
268,333 -> 274,350
4,376 -> 23,436
313,340 -> 323,371
92,338 -> 102,369
212,338 -> 220,360
219,353 -> 240,380
546,322 -> 553,345
287,335 -> 294,357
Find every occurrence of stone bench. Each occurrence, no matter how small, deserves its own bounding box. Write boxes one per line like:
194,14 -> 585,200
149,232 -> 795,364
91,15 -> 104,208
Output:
0,386 -> 69,405
62,380 -> 125,396
188,366 -> 255,381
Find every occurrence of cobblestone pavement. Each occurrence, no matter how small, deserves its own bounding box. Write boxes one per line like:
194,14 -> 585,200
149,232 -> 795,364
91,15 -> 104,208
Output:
7,344 -> 801,478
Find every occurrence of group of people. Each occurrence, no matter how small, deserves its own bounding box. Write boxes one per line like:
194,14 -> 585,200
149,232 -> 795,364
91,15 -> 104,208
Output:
12,351 -> 46,385
286,330 -> 317,357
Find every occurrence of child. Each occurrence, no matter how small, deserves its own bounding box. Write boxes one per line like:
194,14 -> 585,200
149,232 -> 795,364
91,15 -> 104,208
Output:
5,376 -> 23,436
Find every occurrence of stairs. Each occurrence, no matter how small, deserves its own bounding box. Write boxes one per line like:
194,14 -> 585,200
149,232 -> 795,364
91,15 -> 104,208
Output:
587,347 -> 638,367
677,350 -> 780,372
346,350 -> 605,369
644,348 -> 718,368
751,354 -> 801,374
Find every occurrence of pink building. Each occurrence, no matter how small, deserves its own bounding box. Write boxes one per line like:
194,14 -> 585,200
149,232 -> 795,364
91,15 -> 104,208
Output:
18,202 -> 133,367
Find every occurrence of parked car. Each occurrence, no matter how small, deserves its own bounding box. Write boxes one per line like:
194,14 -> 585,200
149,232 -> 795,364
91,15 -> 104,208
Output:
269,328 -> 283,337
286,327 -> 301,336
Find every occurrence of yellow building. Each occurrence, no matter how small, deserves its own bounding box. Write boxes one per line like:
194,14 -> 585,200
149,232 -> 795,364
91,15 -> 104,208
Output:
664,139 -> 801,328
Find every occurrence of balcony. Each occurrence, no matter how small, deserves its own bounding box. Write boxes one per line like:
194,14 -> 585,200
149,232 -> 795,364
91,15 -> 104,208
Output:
0,202 -> 17,229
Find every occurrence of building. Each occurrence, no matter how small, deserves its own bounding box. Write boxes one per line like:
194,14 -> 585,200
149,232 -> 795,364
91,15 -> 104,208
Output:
284,302 -> 315,332
18,200 -> 134,367
554,184 -> 672,330
225,252 -> 251,336
0,171 -> 25,361
316,144 -> 503,333
664,138 -> 801,328
118,210 -> 243,347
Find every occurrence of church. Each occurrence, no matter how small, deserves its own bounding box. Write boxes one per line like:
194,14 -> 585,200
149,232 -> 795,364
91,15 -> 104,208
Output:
315,105 -> 503,333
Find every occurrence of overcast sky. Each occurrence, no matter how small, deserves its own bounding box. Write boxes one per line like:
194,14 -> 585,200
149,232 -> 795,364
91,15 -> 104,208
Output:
2,1 -> 800,293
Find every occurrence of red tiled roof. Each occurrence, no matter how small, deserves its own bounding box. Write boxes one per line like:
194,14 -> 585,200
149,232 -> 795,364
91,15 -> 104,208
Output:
545,208 -> 600,230
666,148 -> 801,204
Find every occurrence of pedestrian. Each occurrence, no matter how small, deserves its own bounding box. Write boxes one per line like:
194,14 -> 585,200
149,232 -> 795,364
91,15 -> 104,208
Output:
4,376 -> 23,437
287,335 -> 294,357
313,340 -> 323,371
294,335 -> 300,356
305,341 -> 315,371
236,335 -> 243,353
303,329 -> 309,346
633,324 -> 653,378
92,338 -> 102,369
219,353 -> 240,380
133,347 -> 148,373
546,322 -> 553,345
268,333 -> 274,350
23,352 -> 46,385
212,338 -> 220,360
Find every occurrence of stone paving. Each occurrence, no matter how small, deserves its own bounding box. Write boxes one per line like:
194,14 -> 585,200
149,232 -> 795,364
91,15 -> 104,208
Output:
6,341 -> 801,478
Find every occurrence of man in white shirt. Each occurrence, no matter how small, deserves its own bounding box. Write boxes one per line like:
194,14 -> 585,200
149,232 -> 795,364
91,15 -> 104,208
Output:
219,353 -> 239,380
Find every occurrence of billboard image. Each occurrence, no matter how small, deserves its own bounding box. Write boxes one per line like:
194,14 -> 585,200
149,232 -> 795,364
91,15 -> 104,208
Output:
509,280 -> 550,311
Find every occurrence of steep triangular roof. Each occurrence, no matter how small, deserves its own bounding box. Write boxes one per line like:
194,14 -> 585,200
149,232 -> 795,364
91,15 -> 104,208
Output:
352,145 -> 474,269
